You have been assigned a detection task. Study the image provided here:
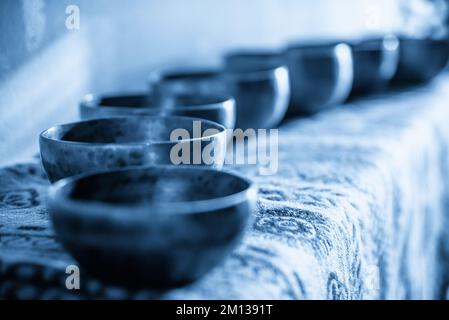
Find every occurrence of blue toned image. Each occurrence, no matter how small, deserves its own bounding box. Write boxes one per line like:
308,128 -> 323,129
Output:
1,0 -> 449,305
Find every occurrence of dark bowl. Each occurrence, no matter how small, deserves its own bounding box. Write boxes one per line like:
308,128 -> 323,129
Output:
79,92 -> 236,129
350,35 -> 400,95
47,165 -> 257,288
148,64 -> 290,129
392,37 -> 449,84
39,116 -> 227,182
223,51 -> 290,129
285,41 -> 354,114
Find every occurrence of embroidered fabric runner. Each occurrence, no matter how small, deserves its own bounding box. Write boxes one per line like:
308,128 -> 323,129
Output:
2,78 -> 449,299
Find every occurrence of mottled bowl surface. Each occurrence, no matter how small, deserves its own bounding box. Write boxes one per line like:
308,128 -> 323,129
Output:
80,92 -> 236,129
393,37 -> 449,84
48,165 -> 257,288
40,116 -> 227,182
285,42 -> 354,114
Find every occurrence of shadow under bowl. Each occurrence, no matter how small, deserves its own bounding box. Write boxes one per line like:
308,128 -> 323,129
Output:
48,165 -> 257,288
39,116 -> 227,182
285,42 -> 354,115
350,35 -> 400,95
392,37 -> 449,84
79,92 -> 236,129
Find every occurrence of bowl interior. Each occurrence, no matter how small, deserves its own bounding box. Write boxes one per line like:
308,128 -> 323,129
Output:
97,94 -> 153,108
62,167 -> 250,205
93,93 -> 230,110
287,41 -> 345,56
162,70 -> 221,82
161,93 -> 232,108
42,117 -> 223,144
225,51 -> 284,73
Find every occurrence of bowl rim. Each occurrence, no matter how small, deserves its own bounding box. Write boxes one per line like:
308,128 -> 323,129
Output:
148,67 -> 222,85
223,64 -> 288,81
397,36 -> 449,44
224,49 -> 283,60
80,92 -> 236,112
350,35 -> 400,52
48,165 -> 257,216
286,40 -> 349,52
149,65 -> 288,85
39,115 -> 227,147
223,54 -> 288,76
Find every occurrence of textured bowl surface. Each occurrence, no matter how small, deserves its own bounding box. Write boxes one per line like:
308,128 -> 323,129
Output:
48,165 -> 257,288
40,116 -> 227,182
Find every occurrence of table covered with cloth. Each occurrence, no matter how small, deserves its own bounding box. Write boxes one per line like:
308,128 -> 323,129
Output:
2,76 -> 449,300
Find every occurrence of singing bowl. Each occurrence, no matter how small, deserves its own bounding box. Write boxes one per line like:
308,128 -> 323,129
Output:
285,42 -> 354,114
223,51 -> 290,129
392,37 -> 449,84
39,116 -> 227,182
350,35 -> 400,95
79,92 -> 236,129
148,65 -> 290,129
47,165 -> 257,288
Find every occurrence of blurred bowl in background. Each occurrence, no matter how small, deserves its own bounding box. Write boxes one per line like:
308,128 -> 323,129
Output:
350,34 -> 400,95
223,50 -> 290,129
39,116 -> 227,182
224,49 -> 284,71
148,63 -> 290,129
392,37 -> 449,84
160,93 -> 236,129
80,93 -> 155,119
285,42 -> 353,114
79,92 -> 236,129
148,68 -> 224,98
48,165 -> 257,288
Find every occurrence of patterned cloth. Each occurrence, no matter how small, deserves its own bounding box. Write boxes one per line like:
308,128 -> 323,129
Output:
2,77 -> 449,299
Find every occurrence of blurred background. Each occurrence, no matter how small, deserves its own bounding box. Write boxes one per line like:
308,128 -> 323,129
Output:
0,0 -> 447,165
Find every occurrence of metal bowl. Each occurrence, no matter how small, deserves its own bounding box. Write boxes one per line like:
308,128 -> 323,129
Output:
223,51 -> 290,129
39,116 -> 227,182
285,42 -> 354,114
393,37 -> 449,84
47,165 -> 257,288
350,35 -> 399,95
79,92 -> 236,129
148,64 -> 290,129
